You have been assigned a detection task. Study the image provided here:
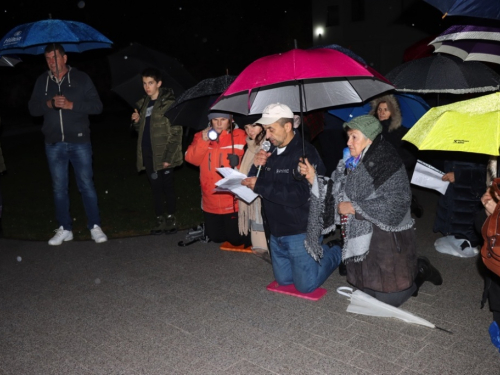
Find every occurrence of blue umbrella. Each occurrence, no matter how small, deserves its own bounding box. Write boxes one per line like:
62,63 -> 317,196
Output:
310,44 -> 367,65
328,93 -> 430,128
0,19 -> 112,55
423,0 -> 500,20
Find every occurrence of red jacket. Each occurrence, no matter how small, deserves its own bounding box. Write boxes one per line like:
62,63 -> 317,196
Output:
185,128 -> 246,214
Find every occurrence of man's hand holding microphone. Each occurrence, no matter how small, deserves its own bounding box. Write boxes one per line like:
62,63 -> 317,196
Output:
241,140 -> 271,191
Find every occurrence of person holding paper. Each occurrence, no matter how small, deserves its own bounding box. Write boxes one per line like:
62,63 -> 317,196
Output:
242,103 -> 341,293
300,115 -> 442,307
433,154 -> 488,256
185,111 -> 249,247
237,123 -> 269,258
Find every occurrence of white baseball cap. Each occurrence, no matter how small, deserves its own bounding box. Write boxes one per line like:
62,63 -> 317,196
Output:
256,103 -> 294,125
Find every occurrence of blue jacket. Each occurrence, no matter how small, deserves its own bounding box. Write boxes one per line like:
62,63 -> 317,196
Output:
28,66 -> 103,143
252,134 -> 325,237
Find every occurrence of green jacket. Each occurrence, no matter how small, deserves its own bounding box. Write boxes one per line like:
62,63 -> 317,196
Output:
134,88 -> 183,172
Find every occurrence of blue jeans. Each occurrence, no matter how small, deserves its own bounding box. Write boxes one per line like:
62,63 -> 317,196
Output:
270,233 -> 342,293
45,142 -> 101,230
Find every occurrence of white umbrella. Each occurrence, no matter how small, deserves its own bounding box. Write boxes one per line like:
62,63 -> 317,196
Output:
337,287 -> 447,330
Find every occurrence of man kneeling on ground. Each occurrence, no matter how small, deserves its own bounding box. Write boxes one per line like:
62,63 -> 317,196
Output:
242,103 -> 341,293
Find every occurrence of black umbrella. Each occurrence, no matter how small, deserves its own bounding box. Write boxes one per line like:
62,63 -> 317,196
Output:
165,75 -> 236,130
107,43 -> 197,108
385,54 -> 500,94
0,56 -> 21,67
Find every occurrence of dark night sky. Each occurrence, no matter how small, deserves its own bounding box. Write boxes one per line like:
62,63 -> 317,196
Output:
0,0 -> 313,80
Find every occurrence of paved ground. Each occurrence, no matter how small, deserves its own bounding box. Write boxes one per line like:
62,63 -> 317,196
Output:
1,187 -> 499,375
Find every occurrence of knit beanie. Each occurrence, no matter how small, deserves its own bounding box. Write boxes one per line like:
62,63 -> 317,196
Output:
343,115 -> 382,141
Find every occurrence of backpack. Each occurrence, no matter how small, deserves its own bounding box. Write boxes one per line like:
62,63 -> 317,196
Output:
481,178 -> 500,276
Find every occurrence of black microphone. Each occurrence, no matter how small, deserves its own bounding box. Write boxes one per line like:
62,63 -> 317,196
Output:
256,140 -> 271,177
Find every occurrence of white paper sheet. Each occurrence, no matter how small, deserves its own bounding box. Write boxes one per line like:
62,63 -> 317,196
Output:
411,160 -> 450,195
215,167 -> 259,204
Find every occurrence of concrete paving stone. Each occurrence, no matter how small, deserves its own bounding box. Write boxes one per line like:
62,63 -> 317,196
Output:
303,334 -> 361,363
222,360 -> 279,375
414,343 -> 486,374
391,334 -> 428,353
346,334 -> 406,362
305,354 -> 372,375
349,352 -> 405,375
341,320 -> 404,344
307,321 -> 355,343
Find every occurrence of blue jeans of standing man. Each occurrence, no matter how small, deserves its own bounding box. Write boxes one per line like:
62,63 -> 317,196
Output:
270,233 -> 342,293
45,142 -> 101,230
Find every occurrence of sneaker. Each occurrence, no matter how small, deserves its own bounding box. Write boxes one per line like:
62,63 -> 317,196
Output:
151,215 -> 166,235
164,214 -> 177,235
48,226 -> 73,246
90,225 -> 107,243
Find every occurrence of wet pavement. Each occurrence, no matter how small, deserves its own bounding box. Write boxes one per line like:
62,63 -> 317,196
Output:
0,187 -> 499,374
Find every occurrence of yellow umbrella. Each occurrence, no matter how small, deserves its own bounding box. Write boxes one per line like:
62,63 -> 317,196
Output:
402,92 -> 500,156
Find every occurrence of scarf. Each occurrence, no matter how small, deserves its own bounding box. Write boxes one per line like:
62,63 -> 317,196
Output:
237,136 -> 263,235
305,136 -> 414,263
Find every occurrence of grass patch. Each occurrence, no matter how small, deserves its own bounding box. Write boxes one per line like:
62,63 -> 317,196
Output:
1,109 -> 204,241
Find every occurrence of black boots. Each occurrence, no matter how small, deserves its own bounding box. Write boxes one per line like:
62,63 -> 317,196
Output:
413,256 -> 443,296
327,238 -> 347,276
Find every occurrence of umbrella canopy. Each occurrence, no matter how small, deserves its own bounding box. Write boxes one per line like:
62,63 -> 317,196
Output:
0,19 -> 112,55
429,25 -> 500,44
328,93 -> 430,129
385,54 -> 500,94
0,55 -> 21,67
309,44 -> 367,65
423,0 -> 500,20
433,39 -> 500,64
337,287 -> 437,329
402,92 -> 500,156
107,43 -> 197,108
211,48 -> 394,115
403,35 -> 437,62
165,75 -> 237,130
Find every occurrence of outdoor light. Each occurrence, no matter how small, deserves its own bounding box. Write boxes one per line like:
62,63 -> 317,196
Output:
316,27 -> 324,37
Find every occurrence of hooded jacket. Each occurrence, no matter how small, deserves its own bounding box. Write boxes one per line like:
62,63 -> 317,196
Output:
28,67 -> 103,143
134,88 -> 183,172
252,134 -> 325,237
185,126 -> 246,214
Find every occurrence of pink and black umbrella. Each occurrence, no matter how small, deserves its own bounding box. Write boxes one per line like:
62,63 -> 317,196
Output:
211,48 -> 393,116
211,48 -> 394,172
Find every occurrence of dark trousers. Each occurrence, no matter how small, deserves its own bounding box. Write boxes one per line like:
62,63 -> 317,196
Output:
143,155 -> 175,217
203,211 -> 250,246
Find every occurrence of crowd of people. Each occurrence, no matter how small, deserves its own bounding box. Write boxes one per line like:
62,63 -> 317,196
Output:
2,42 -> 500,351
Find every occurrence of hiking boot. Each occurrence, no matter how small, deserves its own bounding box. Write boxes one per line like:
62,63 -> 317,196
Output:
48,226 -> 73,246
164,214 -> 177,235
417,256 -> 442,286
90,225 -> 108,243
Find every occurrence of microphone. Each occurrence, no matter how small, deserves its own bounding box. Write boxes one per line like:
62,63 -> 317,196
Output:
256,140 -> 271,177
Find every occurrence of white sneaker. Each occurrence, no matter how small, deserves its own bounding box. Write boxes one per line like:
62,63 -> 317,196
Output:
90,225 -> 108,243
48,226 -> 73,246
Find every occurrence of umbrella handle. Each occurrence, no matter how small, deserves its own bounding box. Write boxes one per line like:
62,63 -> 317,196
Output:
336,286 -> 353,299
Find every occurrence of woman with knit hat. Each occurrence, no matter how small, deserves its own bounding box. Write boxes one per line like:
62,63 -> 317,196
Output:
300,115 -> 442,307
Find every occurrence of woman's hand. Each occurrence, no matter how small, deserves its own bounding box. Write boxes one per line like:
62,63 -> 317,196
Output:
298,157 -> 316,185
482,190 -> 499,216
442,172 -> 455,183
201,126 -> 210,141
338,201 -> 355,215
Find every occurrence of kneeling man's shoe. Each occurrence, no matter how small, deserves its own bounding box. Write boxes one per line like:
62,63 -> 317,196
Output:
90,225 -> 108,243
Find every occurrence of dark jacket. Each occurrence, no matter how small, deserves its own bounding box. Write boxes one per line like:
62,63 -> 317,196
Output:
434,158 -> 488,246
252,134 -> 325,237
28,67 -> 103,143
134,88 -> 183,172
